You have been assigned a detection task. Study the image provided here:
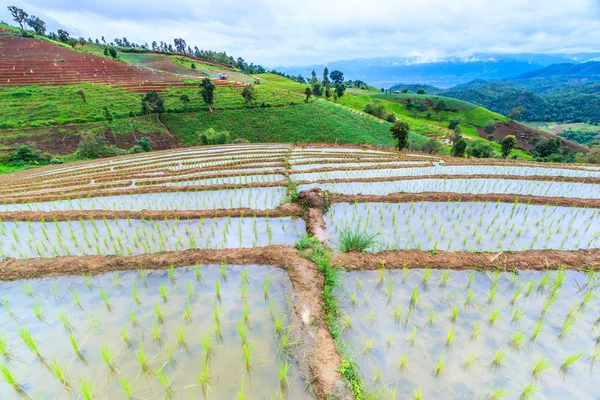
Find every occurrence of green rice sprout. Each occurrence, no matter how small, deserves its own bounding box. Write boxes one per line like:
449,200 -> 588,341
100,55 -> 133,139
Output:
119,378 -> 134,400
220,262 -> 227,281
23,282 -> 33,297
154,302 -> 164,324
122,328 -> 132,349
132,281 -> 141,305
411,389 -> 423,400
0,363 -> 26,398
59,312 -> 73,332
243,303 -> 251,326
489,309 -> 500,326
450,306 -> 459,323
32,302 -> 45,322
137,342 -> 152,376
274,313 -> 286,336
560,352 -> 584,378
398,354 -> 409,373
19,327 -> 42,359
156,368 -> 174,399
194,264 -> 203,283
422,269 -> 431,287
48,357 -> 72,392
491,349 -> 506,369
410,285 -> 420,309
519,382 -> 538,400
130,309 -> 138,327
159,284 -> 169,303
529,320 -> 543,343
197,367 -> 212,396
464,352 -> 477,370
69,333 -> 86,362
139,267 -> 148,287
558,316 -> 576,341
70,289 -> 83,309
487,383 -> 509,399
242,343 -> 255,372
471,322 -> 481,341
0,334 -> 12,363
446,327 -> 454,347
168,265 -> 176,285
113,272 -> 123,290
100,289 -> 112,312
512,308 -> 524,325
79,380 -> 97,400
427,308 -> 436,326
338,229 -> 379,253
183,303 -> 193,323
153,323 -> 162,344
278,360 -> 290,390
101,343 -> 119,376
362,336 -> 375,353
200,330 -> 213,366
509,331 -> 526,351
434,355 -> 445,377
531,358 -> 551,380
215,279 -> 221,302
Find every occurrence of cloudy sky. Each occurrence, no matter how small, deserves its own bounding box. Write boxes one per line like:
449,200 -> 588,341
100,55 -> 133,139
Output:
2,0 -> 600,67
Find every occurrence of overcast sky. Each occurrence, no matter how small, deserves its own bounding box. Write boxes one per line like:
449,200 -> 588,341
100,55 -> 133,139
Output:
2,0 -> 600,67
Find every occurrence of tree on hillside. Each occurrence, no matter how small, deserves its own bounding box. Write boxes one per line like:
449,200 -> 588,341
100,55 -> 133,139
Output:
329,70 -> 344,85
191,63 -> 196,70
451,130 -> 467,157
422,137 -> 442,154
180,94 -> 190,110
507,106 -> 525,121
448,118 -> 461,130
304,87 -> 311,103
75,89 -> 87,103
434,100 -> 448,118
312,80 -> 323,97
7,6 -> 28,29
467,140 -> 495,158
199,78 -> 216,112
500,135 -> 516,158
324,83 -> 332,99
26,15 -> 46,35
141,90 -> 165,115
322,67 -> 330,87
402,89 -> 408,93
417,89 -> 425,94
390,120 -> 410,151
174,38 -> 187,54
57,29 -> 70,43
242,85 -> 255,106
484,120 -> 496,135
108,47 -> 118,59
103,106 -> 113,122
335,82 -> 346,99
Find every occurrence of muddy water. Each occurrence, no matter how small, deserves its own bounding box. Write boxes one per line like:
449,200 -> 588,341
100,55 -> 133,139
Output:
293,165 -> 600,182
0,265 -> 314,399
336,269 -> 600,399
325,202 -> 600,252
0,217 -> 305,259
0,187 -> 287,212
299,179 -> 600,199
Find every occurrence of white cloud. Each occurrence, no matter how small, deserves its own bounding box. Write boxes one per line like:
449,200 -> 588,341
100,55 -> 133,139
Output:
2,0 -> 600,66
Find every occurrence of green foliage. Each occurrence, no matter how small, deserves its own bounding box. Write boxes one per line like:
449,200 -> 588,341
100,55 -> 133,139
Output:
8,145 -> 51,166
467,140 -> 496,158
338,229 -> 379,253
390,120 -> 410,150
163,100 -> 425,147
241,85 -> 255,106
448,118 -> 461,130
421,137 -> 443,154
294,235 -> 321,250
198,128 -> 230,145
484,120 -> 496,134
141,90 -> 165,114
500,135 -> 517,158
451,132 -> 468,157
199,78 -> 216,110
76,132 -> 124,159
363,100 -> 394,122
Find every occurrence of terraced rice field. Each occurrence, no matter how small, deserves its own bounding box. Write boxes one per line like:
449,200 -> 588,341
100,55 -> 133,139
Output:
1,143 -> 600,399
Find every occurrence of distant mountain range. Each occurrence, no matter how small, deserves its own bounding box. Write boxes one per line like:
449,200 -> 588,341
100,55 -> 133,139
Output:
276,53 -> 600,88
389,62 -> 600,124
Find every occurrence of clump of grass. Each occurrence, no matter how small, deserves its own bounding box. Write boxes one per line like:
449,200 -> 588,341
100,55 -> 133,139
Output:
19,328 -> 42,359
119,378 -> 134,399
520,382 -> 538,400
509,331 -> 526,351
278,360 -> 290,390
48,357 -> 72,392
434,355 -> 445,377
560,352 -> 584,378
79,379 -> 97,400
197,367 -> 212,396
0,363 -> 26,398
338,229 -> 378,253
0,334 -> 12,363
101,343 -> 119,376
491,349 -> 505,369
531,358 -> 551,380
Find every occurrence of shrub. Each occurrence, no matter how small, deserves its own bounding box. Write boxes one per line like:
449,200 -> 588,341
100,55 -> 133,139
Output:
8,145 -> 50,165
77,132 -> 124,159
198,128 -> 231,145
338,229 -> 379,253
467,140 -> 495,158
364,100 -> 394,121
421,137 -> 442,154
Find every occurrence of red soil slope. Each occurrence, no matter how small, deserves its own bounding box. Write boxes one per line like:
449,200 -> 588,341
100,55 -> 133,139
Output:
0,36 -> 244,92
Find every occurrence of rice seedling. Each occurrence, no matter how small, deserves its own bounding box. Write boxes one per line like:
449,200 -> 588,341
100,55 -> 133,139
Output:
194,264 -> 203,283
32,301 -> 45,322
100,289 -> 112,312
119,378 -> 134,400
69,333 -> 86,362
183,303 -> 193,323
338,228 -> 379,253
471,322 -> 481,341
156,368 -> 174,399
197,367 -> 212,396
519,382 -> 538,400
464,352 -> 477,370
70,289 -> 83,309
137,342 -> 152,376
491,349 -> 506,369
19,327 -> 42,359
242,342 -> 255,372
48,357 -> 73,392
79,380 -> 97,400
489,308 -> 500,326
531,358 -> 551,380
215,279 -> 221,302
159,284 -> 169,303
560,352 -> 584,378
411,389 -> 423,400
278,360 -> 290,390
434,355 -> 445,377
86,314 -> 101,332
168,265 -> 176,285
450,306 -> 459,323
101,343 -> 119,376
509,331 -> 526,351
362,336 -> 375,353
1,362 -> 27,398
410,285 -> 420,309
155,302 -> 164,324
200,330 -> 213,366
421,268 -> 431,288
0,334 -> 12,363
153,323 -> 163,344
487,384 -> 509,399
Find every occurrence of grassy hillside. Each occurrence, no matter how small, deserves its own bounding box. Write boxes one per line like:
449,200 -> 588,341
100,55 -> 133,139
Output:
0,84 -> 304,129
162,100 -> 428,147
